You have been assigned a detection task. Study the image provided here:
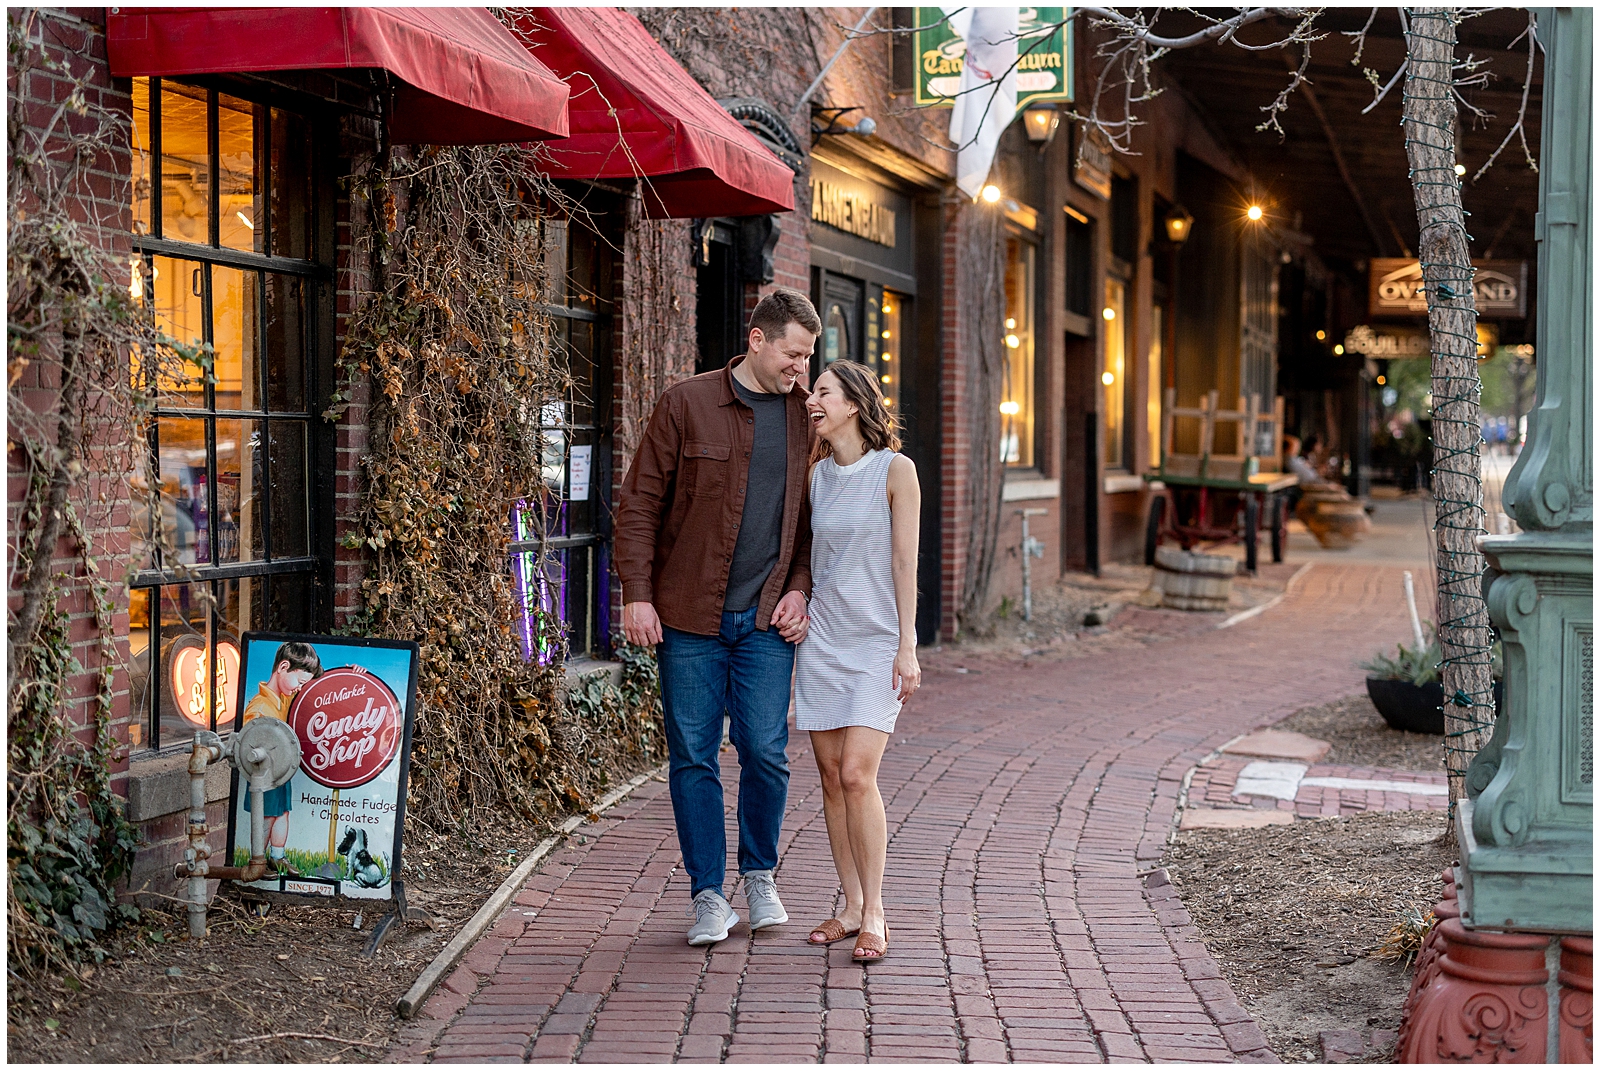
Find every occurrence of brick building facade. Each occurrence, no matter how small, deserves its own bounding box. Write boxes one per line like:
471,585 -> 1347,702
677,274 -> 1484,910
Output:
8,6 -> 1280,910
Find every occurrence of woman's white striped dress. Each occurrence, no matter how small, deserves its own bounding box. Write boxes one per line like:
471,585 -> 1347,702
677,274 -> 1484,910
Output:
794,448 -> 902,733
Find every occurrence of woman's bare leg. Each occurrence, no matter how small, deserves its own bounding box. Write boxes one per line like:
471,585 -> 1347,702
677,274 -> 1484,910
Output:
810,729 -> 864,936
838,726 -> 890,944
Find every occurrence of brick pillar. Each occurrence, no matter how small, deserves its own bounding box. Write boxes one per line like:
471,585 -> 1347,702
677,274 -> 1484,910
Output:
939,197 -> 971,641
331,142 -> 374,629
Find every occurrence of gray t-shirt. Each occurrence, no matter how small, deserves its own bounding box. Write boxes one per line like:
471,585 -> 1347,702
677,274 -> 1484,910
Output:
725,378 -> 789,613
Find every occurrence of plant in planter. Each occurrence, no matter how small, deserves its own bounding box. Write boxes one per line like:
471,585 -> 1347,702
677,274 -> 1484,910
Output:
1361,628 -> 1502,735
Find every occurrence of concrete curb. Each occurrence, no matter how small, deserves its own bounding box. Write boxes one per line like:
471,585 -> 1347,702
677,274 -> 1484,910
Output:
394,764 -> 666,1020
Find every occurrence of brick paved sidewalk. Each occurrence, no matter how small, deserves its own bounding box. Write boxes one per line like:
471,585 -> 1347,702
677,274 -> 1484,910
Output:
390,564 -> 1410,1064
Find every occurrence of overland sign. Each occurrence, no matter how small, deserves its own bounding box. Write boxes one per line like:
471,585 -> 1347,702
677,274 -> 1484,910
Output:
1367,258 -> 1528,319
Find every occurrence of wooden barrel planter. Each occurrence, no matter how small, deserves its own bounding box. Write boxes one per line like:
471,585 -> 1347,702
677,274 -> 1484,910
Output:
1304,497 -> 1372,548
1153,546 -> 1234,612
1365,678 -> 1505,734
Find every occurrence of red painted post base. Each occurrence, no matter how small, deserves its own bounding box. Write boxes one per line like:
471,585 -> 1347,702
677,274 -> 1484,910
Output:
1398,868 -> 1594,1063
1559,937 -> 1593,1063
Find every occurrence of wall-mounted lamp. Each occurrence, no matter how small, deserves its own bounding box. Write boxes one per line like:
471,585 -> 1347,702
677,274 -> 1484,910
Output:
810,105 -> 877,146
1022,105 -> 1061,145
1246,204 -> 1264,222
1162,204 -> 1194,245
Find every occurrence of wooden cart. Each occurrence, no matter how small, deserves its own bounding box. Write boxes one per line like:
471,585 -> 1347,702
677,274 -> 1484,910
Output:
1142,389 -> 1299,574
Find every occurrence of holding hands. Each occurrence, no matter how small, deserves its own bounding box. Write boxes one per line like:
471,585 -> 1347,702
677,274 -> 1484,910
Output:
772,590 -> 810,644
625,595 -> 809,646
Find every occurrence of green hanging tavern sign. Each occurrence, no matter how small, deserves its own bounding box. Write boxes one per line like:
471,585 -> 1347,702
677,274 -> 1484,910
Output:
914,7 -> 1075,109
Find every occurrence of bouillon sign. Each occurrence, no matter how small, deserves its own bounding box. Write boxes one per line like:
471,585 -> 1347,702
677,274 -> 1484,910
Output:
1367,258 -> 1528,320
914,7 -> 1075,110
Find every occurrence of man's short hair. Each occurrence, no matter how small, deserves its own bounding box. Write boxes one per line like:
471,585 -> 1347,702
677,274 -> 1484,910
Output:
274,641 -> 322,677
748,287 -> 821,342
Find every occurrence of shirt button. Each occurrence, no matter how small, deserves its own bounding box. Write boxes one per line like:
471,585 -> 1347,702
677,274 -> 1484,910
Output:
747,418 -> 753,424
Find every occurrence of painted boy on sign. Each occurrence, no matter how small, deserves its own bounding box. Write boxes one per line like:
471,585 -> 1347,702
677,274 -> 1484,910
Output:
241,641 -> 322,872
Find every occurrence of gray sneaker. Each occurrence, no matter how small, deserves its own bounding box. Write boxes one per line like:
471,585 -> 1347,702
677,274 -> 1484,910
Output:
742,869 -> 788,930
687,889 -> 738,946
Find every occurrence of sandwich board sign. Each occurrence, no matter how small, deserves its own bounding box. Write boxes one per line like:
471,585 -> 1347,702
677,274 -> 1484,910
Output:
914,7 -> 1075,109
225,633 -> 419,906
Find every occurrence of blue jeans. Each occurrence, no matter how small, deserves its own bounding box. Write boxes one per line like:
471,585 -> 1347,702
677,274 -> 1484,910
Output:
659,607 -> 794,899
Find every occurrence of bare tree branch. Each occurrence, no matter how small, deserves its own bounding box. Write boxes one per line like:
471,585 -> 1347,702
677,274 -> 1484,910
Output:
1258,42 -> 1313,136
1471,11 -> 1539,181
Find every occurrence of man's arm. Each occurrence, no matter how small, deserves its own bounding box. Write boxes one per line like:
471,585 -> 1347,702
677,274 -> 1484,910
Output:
614,390 -> 682,609
782,466 -> 813,600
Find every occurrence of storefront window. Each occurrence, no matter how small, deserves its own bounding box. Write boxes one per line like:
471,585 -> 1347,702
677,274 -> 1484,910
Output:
878,291 -> 904,411
128,77 -> 320,752
815,271 -> 904,413
1103,277 -> 1127,469
1002,237 -> 1036,466
511,209 -> 612,662
1148,304 -> 1165,471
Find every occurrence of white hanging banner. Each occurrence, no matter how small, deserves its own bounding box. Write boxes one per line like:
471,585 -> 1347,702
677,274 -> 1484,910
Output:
943,6 -> 1019,200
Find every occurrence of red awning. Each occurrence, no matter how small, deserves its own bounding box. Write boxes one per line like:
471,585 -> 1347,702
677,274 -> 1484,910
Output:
506,8 -> 796,218
106,7 -> 570,144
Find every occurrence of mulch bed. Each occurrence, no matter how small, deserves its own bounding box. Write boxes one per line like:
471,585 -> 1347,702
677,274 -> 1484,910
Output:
1163,693 -> 1457,1063
5,809 -> 595,1063
1274,692 -> 1445,771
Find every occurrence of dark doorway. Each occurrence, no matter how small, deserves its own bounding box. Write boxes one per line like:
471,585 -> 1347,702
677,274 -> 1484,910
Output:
814,269 -> 866,377
696,221 -> 742,375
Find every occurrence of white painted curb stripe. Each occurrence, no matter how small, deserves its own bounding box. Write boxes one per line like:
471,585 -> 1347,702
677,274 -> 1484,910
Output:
1217,563 -> 1313,629
1300,775 -> 1448,796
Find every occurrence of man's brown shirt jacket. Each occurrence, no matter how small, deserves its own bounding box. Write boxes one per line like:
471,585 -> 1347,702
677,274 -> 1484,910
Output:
614,357 -> 815,637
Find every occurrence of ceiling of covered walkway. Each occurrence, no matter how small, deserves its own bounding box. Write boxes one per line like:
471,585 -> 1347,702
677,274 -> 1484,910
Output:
1152,8 -> 1544,267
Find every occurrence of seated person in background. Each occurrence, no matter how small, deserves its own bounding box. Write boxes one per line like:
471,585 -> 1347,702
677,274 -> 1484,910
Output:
1285,434 -> 1327,485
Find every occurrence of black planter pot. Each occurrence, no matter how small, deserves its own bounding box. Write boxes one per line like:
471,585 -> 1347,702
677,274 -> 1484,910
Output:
1365,677 -> 1504,735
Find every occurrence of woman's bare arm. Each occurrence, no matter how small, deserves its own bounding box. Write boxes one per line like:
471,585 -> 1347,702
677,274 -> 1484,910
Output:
886,453 -> 922,700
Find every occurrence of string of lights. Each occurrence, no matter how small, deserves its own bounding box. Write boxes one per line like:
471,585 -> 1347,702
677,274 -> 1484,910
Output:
1401,10 -> 1498,807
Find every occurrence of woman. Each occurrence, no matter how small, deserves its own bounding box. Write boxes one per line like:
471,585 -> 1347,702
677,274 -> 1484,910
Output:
793,359 -> 921,963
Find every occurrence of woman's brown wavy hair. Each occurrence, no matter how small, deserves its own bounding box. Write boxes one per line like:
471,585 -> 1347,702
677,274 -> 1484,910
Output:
812,359 -> 902,461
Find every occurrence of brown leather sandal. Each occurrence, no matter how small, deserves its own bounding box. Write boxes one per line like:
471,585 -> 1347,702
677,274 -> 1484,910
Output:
808,918 -> 859,945
852,924 -> 890,962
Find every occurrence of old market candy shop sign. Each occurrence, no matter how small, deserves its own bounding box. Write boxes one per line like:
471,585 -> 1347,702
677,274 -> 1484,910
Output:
287,665 -> 405,887
288,667 -> 403,789
227,634 -> 419,903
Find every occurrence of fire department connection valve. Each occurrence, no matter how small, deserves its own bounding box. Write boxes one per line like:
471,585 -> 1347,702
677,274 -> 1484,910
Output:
175,717 -> 300,937
1017,508 -> 1048,622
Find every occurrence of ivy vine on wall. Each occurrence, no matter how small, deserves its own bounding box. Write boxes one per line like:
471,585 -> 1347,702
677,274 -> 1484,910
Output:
6,10 -> 205,970
334,143 -> 663,831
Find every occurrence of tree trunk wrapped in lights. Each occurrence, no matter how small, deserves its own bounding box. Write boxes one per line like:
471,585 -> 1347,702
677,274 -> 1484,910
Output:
1399,8 -> 1497,810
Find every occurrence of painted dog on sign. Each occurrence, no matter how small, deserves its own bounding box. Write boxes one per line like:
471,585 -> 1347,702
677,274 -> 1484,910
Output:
337,827 -> 386,888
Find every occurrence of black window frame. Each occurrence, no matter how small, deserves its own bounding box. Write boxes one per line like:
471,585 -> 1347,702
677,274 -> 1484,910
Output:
507,196 -> 617,662
128,76 -> 333,753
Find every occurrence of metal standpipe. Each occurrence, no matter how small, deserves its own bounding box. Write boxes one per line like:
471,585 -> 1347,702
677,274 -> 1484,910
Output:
1017,508 -> 1049,621
173,719 -> 301,938
181,735 -> 223,938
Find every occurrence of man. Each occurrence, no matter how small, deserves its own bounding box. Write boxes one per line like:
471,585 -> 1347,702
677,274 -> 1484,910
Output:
616,287 -> 820,945
241,640 -> 322,872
